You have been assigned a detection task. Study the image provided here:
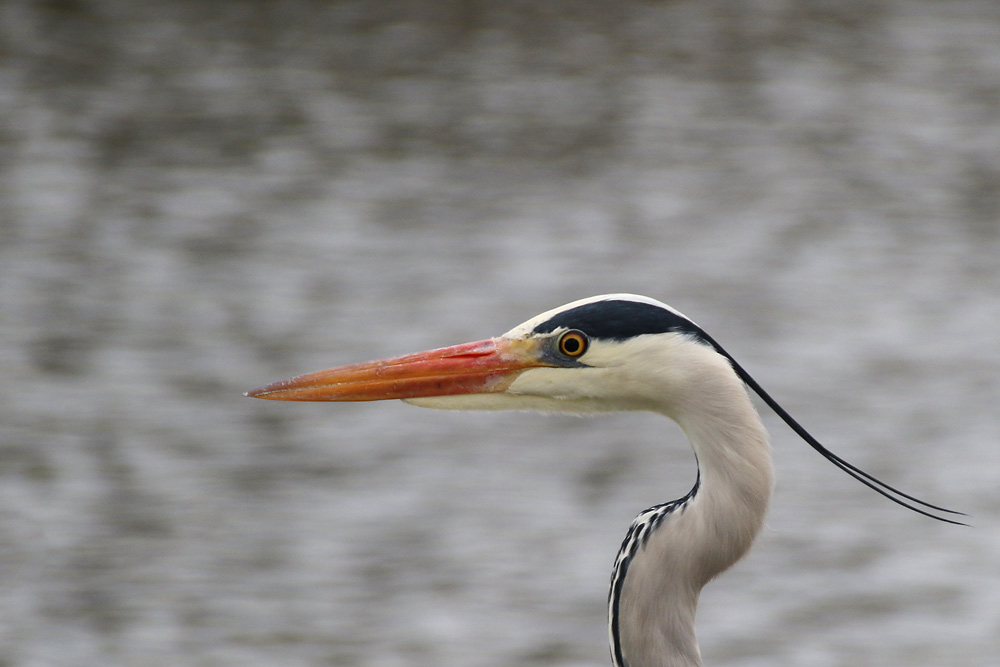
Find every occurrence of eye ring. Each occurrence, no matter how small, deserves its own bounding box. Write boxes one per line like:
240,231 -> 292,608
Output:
557,330 -> 589,358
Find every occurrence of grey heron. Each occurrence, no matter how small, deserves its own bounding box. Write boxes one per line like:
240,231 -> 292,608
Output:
247,294 -> 962,667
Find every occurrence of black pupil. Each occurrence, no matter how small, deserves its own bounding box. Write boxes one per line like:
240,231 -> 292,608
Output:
562,334 -> 582,355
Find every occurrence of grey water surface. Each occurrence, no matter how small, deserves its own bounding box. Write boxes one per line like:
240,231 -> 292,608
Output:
1,2 -> 998,665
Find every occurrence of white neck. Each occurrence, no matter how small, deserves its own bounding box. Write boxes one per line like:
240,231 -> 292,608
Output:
614,351 -> 774,667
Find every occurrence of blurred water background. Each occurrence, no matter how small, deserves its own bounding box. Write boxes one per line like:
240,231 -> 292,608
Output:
1,1 -> 999,665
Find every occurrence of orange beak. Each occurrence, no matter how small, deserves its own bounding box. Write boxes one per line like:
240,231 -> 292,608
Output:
246,337 -> 547,402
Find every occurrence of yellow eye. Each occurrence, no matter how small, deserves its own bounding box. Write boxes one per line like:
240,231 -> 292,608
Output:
557,330 -> 589,358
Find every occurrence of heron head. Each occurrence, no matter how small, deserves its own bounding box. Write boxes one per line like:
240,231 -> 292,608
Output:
246,294 -> 726,416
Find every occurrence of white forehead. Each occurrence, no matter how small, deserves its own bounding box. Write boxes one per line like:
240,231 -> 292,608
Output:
503,293 -> 692,338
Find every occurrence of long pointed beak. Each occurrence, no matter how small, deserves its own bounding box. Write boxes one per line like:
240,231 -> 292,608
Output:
246,338 -> 547,402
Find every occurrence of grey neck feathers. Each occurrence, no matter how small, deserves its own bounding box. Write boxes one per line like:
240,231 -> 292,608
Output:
611,362 -> 773,667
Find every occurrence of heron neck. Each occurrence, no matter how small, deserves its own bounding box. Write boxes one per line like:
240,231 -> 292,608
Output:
678,391 -> 774,584
657,345 -> 776,548
616,370 -> 773,667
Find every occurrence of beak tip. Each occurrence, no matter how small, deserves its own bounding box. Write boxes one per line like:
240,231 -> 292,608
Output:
245,379 -> 320,401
